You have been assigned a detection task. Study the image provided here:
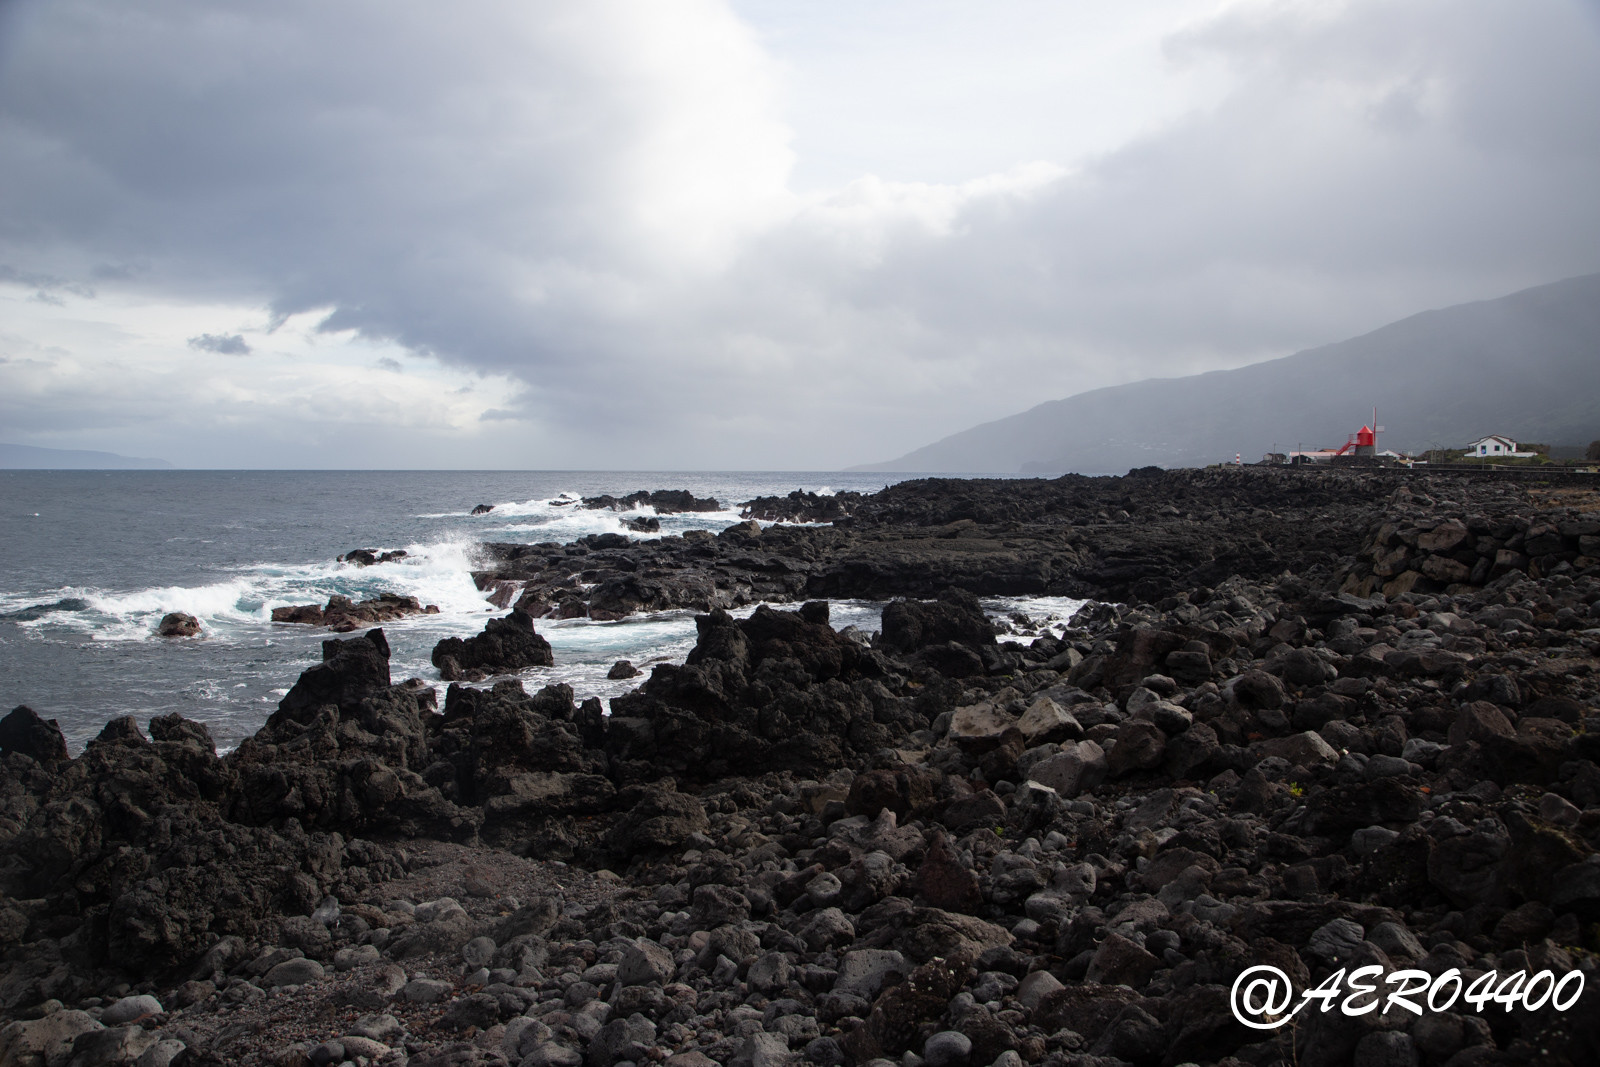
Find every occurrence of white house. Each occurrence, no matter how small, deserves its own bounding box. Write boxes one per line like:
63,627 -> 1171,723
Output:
1467,435 -> 1538,458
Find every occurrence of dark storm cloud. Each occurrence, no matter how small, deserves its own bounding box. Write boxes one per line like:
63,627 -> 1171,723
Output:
187,333 -> 250,356
1,0 -> 1597,467
0,264 -> 94,299
701,0 -> 1600,409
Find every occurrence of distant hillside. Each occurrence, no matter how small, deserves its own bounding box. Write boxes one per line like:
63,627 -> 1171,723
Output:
0,443 -> 173,469
855,272 -> 1600,474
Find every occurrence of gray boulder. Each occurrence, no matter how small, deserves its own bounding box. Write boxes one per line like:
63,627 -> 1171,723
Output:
617,939 -> 676,986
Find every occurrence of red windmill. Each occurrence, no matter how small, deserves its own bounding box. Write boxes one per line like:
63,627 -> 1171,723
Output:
1335,426 -> 1375,456
1335,409 -> 1385,458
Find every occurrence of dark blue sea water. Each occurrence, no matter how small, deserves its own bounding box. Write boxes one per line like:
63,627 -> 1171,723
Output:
0,470 -> 1085,752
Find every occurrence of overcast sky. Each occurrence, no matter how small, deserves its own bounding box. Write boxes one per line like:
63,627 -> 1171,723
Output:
2,0 -> 1598,469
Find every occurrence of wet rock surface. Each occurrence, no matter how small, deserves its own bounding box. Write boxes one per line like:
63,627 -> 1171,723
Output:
273,594 -> 441,632
3,468 -> 1600,1065
343,548 -> 413,567
156,612 -> 201,638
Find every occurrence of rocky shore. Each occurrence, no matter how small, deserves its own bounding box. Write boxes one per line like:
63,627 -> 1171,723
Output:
470,468 -> 1417,621
2,468 -> 1598,1067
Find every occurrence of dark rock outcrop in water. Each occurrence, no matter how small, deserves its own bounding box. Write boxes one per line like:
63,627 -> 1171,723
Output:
271,592 -> 439,631
580,489 -> 721,513
156,611 -> 201,637
430,610 -> 555,681
340,547 -> 409,566
2,467 -> 1599,1065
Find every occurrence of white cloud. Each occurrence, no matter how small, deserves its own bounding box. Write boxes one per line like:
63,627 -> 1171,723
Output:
0,285 -> 536,466
730,0 -> 1234,188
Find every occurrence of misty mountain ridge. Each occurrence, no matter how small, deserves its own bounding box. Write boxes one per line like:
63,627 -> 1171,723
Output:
854,272 -> 1600,474
0,443 -> 173,469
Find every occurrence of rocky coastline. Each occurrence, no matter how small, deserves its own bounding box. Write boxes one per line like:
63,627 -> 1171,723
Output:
471,468 -> 1411,621
2,467 -> 1598,1067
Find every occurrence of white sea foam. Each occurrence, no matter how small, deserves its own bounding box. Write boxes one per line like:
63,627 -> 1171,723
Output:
7,579 -> 271,642
84,579 -> 272,622
982,594 -> 1092,635
0,590 -> 81,617
482,493 -> 744,543
9,537 -> 500,644
336,537 -> 490,616
481,493 -> 581,518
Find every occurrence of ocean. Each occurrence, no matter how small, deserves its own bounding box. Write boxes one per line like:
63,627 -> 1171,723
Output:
0,470 -> 1086,753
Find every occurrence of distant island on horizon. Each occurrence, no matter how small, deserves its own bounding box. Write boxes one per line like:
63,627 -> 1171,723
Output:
0,442 -> 174,470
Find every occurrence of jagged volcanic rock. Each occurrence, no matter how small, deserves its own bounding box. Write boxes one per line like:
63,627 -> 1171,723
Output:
4,468 -> 1600,1064
0,706 -> 70,765
430,611 -> 555,681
